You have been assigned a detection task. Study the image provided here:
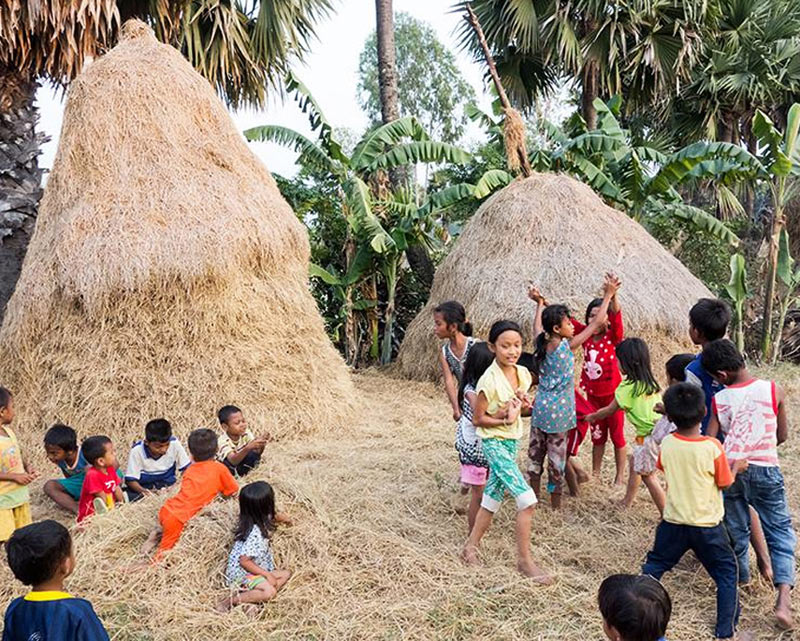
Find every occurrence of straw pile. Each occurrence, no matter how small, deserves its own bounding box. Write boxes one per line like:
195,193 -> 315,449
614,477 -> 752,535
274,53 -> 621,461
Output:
397,173 -> 713,380
0,20 -> 355,445
1,368 -> 796,640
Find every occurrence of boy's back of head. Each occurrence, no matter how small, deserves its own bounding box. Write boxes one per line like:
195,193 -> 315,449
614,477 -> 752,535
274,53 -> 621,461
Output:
217,405 -> 241,426
665,353 -> 694,384
700,339 -> 745,381
44,424 -> 78,452
188,428 -> 218,461
7,520 -> 72,586
599,574 -> 671,641
689,298 -> 731,342
663,383 -> 706,430
145,418 -> 172,443
81,435 -> 111,466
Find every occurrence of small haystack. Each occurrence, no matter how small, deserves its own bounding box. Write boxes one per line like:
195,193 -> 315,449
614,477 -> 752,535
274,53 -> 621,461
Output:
397,173 -> 713,380
0,20 -> 355,448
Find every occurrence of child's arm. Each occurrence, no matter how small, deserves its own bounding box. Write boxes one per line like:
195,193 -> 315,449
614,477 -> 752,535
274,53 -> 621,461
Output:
528,287 -> 545,339
225,438 -> 267,467
275,512 -> 293,526
569,285 -> 615,350
113,485 -> 125,504
439,349 -> 461,421
0,471 -> 36,484
126,479 -> 149,496
608,272 -> 622,313
474,392 -> 520,428
776,383 -> 788,445
585,399 -> 620,424
238,555 -> 275,579
706,412 -> 721,440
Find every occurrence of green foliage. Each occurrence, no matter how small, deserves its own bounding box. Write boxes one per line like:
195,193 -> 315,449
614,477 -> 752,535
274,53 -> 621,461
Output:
725,253 -> 749,352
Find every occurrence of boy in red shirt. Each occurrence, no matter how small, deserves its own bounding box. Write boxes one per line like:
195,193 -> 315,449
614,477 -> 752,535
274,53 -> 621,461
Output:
76,436 -> 124,523
142,428 -> 238,559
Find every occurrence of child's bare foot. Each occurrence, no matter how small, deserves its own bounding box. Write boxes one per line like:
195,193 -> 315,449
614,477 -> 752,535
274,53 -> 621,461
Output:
717,631 -> 753,641
141,529 -> 161,556
550,493 -> 562,510
613,476 -> 625,486
461,544 -> 480,566
775,600 -> 794,630
577,469 -> 590,484
517,559 -> 555,584
216,597 -> 233,613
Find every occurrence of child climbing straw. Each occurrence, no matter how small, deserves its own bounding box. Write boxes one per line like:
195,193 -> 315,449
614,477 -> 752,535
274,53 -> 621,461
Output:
434,301 -> 475,421
460,320 -> 550,582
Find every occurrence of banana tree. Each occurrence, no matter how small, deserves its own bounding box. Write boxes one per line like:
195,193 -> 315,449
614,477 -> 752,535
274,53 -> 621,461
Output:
725,253 -> 749,353
772,229 -> 800,363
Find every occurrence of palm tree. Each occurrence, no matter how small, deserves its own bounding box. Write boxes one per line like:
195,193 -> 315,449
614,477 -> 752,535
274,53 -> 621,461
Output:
0,0 -> 332,316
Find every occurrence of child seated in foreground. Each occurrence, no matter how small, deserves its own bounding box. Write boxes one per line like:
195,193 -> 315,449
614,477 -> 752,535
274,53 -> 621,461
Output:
76,436 -> 124,523
218,481 -> 292,611
0,387 -> 35,542
3,520 -> 109,641
43,424 -> 88,515
143,428 -> 239,558
124,418 -> 190,501
217,405 -> 268,477
598,574 -> 671,641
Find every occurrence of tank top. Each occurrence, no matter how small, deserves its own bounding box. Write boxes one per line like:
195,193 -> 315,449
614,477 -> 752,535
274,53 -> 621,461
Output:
713,379 -> 779,467
442,337 -> 476,385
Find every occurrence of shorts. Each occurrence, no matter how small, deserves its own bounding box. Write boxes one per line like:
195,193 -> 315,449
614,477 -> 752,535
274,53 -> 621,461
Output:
238,574 -> 267,590
588,393 -> 626,448
0,503 -> 32,542
460,464 -> 488,486
55,474 -> 85,500
632,437 -> 660,475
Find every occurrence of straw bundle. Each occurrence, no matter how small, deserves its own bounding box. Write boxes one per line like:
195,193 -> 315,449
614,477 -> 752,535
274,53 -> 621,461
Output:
397,173 -> 713,380
0,20 -> 355,445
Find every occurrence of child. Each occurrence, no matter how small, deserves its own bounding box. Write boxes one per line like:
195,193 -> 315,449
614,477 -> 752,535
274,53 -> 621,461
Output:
77,436 -> 124,523
571,275 -> 627,484
434,301 -> 476,421
598,574 -> 671,641
217,405 -> 267,477
4,520 -> 109,640
218,481 -> 292,611
0,387 -> 35,542
528,280 -> 615,508
587,339 -> 665,513
43,424 -> 88,514
642,383 -> 745,641
704,339 -> 796,630
461,320 -> 550,582
455,341 -> 493,532
125,418 -> 191,500
144,428 -> 238,558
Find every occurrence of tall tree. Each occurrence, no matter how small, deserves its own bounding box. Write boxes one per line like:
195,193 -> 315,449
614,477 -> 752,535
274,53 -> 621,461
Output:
375,0 -> 400,125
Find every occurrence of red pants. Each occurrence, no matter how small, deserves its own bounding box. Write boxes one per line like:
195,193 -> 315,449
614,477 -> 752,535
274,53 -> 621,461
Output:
156,507 -> 185,557
567,390 -> 595,457
587,393 -> 626,448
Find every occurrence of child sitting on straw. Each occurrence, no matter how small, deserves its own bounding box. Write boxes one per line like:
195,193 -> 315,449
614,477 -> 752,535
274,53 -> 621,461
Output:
124,418 -> 190,501
433,300 -> 476,422
43,424 -> 88,515
4,520 -> 110,641
217,406 -> 268,477
598,574 -> 671,641
218,481 -> 292,611
76,436 -> 124,523
0,387 -> 35,543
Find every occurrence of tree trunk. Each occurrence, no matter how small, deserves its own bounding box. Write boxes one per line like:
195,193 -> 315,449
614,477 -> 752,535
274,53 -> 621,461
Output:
405,243 -> 434,288
0,67 -> 46,323
581,61 -> 598,131
762,206 -> 782,360
375,0 -> 400,125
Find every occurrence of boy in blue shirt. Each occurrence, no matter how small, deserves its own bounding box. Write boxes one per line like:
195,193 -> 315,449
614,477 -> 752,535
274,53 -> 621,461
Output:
124,419 -> 190,501
3,519 -> 109,641
43,424 -> 88,515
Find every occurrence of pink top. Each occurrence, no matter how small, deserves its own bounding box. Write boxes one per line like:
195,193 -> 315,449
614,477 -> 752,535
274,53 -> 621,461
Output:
712,379 -> 779,467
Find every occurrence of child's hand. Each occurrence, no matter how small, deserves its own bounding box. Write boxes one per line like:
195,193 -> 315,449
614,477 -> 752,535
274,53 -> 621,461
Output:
516,390 -> 533,412
11,472 -> 37,485
732,459 -> 749,475
584,412 -> 598,425
653,402 -> 665,415
506,397 -> 522,423
527,286 -> 545,304
452,408 -> 462,422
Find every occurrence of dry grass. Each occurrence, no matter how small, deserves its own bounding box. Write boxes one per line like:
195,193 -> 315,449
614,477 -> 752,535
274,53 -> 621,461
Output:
2,367 -> 798,641
396,173 -> 713,382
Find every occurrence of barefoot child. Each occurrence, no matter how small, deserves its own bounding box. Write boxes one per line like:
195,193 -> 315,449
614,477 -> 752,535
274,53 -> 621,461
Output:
218,481 -> 292,611
0,387 -> 35,542
455,342 -> 493,532
461,320 -> 550,581
125,418 -> 190,500
76,436 -> 124,523
704,339 -> 796,630
43,424 -> 87,515
598,574 -> 671,641
434,301 -> 475,422
217,406 -> 267,477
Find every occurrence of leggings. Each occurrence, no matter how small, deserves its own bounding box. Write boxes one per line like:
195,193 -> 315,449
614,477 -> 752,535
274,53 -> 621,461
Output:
480,438 -> 537,513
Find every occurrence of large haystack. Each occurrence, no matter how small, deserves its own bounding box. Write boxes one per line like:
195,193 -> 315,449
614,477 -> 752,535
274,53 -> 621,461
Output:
398,173 -> 713,380
0,20 -> 355,446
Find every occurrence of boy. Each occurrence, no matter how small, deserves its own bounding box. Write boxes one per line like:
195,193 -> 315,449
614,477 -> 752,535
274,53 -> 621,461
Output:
77,436 -> 124,523
3,520 -> 109,641
144,428 -> 238,558
0,387 -> 35,542
704,339 -> 796,630
598,574 -> 671,641
43,424 -> 88,514
125,418 -> 190,501
642,383 -> 745,641
217,405 -> 268,477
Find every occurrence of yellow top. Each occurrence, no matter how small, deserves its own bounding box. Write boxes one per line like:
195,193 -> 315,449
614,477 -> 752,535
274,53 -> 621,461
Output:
24,591 -> 73,601
475,360 -> 533,440
0,427 -> 30,510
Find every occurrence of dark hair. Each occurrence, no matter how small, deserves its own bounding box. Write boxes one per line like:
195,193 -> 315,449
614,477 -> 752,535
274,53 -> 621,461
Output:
217,405 -> 242,425
458,342 -> 495,407
616,338 -> 660,396
234,481 -> 276,542
0,387 -> 11,409
585,297 -> 604,324
44,424 -> 78,452
700,338 -> 745,377
82,435 -> 112,465
689,298 -> 731,341
6,520 -> 72,586
488,320 -> 522,345
434,301 -> 473,337
532,305 -> 570,376
187,428 -> 218,461
598,574 -> 671,641
665,353 -> 694,383
145,418 -> 172,443
663,383 -> 706,430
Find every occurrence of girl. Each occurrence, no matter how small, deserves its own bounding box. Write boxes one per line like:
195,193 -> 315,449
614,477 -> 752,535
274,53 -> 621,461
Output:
586,339 -> 665,513
461,320 -> 551,582
528,280 -> 615,509
218,481 -> 292,611
571,276 -> 627,485
455,342 -> 494,532
434,301 -> 475,421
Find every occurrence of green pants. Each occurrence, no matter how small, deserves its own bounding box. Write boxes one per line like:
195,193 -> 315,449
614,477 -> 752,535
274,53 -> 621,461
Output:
481,437 -> 538,512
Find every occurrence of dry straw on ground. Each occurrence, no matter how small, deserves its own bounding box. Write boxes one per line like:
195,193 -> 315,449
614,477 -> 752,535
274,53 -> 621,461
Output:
1,369 -> 797,640
396,173 -> 713,381
0,20 -> 354,447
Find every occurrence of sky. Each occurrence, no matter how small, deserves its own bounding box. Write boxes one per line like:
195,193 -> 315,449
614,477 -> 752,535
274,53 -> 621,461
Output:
35,0 -> 495,178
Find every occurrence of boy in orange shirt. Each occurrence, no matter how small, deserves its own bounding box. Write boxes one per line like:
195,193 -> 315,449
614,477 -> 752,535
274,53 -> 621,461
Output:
142,429 -> 238,558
